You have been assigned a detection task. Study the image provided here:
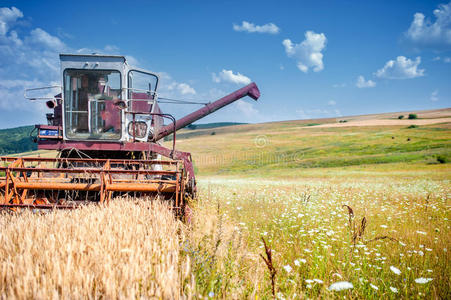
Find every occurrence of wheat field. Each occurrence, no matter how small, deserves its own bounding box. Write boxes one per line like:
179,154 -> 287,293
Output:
0,199 -> 182,299
1,120 -> 450,299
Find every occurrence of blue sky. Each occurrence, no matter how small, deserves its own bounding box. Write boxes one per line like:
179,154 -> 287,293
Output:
0,0 -> 450,129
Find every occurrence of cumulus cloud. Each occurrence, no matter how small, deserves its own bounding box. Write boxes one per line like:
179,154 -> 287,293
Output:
233,21 -> 280,34
282,31 -> 327,72
0,6 -> 22,36
176,83 -> 196,95
430,90 -> 439,101
157,72 -> 197,98
0,7 -> 65,126
375,56 -> 425,79
28,28 -> 66,50
212,69 -> 251,85
405,2 -> 451,50
356,76 -> 376,88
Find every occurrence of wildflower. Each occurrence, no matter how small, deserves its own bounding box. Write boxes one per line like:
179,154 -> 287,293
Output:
370,283 -> 378,290
313,279 -> 324,284
415,278 -> 433,284
390,287 -> 398,293
305,279 -> 314,284
416,230 -> 427,235
380,225 -> 388,228
208,291 -> 215,298
390,266 -> 401,275
328,281 -> 353,291
283,265 -> 292,273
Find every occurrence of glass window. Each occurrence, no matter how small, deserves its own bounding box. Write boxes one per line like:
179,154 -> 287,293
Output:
128,70 -> 158,113
64,70 -> 122,140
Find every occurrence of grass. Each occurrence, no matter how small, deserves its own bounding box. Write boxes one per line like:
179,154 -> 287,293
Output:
174,122 -> 451,176
191,175 -> 449,298
1,118 -> 450,298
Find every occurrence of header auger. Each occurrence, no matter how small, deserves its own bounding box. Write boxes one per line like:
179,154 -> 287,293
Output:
0,53 -> 260,216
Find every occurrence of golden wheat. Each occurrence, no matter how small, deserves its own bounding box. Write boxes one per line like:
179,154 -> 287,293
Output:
0,198 -> 181,299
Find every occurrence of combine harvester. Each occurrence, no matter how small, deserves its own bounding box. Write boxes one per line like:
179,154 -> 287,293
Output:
0,54 -> 260,216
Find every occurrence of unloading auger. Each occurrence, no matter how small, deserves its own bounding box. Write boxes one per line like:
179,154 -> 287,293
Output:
0,54 -> 260,216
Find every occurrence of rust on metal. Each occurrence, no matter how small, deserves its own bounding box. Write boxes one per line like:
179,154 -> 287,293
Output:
0,157 -> 184,210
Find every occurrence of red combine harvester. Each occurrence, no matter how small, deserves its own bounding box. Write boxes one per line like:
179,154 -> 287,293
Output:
0,54 -> 260,215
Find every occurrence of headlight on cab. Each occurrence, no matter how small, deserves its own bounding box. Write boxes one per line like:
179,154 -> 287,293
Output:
128,121 -> 148,138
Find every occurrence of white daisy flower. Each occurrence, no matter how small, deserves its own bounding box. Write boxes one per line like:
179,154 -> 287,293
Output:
389,287 -> 398,293
415,278 -> 433,284
390,266 -> 401,275
328,281 -> 353,291
283,265 -> 292,273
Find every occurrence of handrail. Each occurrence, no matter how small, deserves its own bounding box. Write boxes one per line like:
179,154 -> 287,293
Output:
122,87 -> 158,95
24,85 -> 62,100
127,112 -> 177,157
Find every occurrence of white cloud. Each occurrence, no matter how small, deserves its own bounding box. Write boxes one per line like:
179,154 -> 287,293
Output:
157,72 -> 197,98
430,90 -> 439,101
375,56 -> 425,79
328,100 -> 336,106
177,83 -> 196,95
282,31 -> 327,73
212,69 -> 251,85
28,28 -> 66,50
0,7 -> 64,122
432,56 -> 451,63
405,2 -> 451,50
0,6 -> 22,36
356,75 -> 376,88
233,21 -> 280,34
235,100 -> 259,117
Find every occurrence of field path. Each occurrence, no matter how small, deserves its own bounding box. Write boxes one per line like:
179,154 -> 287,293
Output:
311,117 -> 451,128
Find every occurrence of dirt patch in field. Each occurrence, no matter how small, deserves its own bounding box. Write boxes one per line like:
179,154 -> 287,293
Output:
309,117 -> 451,128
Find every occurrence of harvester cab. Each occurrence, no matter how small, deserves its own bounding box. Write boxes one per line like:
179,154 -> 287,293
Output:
41,54 -> 162,147
0,53 -> 260,215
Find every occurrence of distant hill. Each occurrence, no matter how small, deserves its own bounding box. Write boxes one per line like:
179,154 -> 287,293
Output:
0,122 -> 247,155
0,126 -> 37,155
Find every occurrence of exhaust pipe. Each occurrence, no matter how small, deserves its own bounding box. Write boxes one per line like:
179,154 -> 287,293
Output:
154,82 -> 260,141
